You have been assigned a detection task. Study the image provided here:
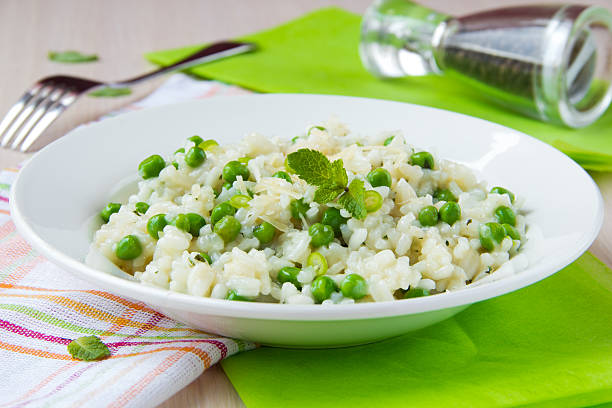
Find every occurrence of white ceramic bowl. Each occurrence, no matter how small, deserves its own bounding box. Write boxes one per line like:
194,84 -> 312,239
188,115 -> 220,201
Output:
11,95 -> 603,347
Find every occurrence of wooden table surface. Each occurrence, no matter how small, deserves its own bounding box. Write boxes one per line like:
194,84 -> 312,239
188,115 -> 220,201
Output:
1,0 -> 611,407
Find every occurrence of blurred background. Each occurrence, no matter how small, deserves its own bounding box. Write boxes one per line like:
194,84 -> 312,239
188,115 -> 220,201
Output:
1,0 -> 611,159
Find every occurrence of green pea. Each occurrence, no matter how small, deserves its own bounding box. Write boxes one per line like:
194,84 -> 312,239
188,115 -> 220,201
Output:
211,202 -> 236,225
186,213 -> 206,236
308,223 -> 334,248
311,276 -> 336,303
100,202 -> 121,223
490,186 -> 515,203
214,215 -> 241,242
366,168 -> 392,188
115,235 -> 142,260
277,266 -> 301,289
494,206 -> 516,226
138,154 -> 165,179
195,252 -> 212,264
404,287 -> 430,298
174,147 -> 185,154
253,222 -> 276,244
433,188 -> 457,202
290,198 -> 309,220
341,274 -> 367,300
383,135 -> 394,146
188,135 -> 203,145
307,252 -> 328,276
223,160 -> 250,183
439,202 -> 461,225
229,194 -> 251,209
364,190 -> 383,213
490,222 -> 507,242
134,202 -> 149,215
418,206 -> 439,226
273,171 -> 292,183
198,139 -> 219,151
146,214 -> 168,239
410,151 -> 434,169
170,214 -> 191,232
321,207 -> 347,237
502,224 -> 521,240
226,290 -> 251,301
223,181 -> 233,190
185,146 -> 206,168
479,222 -> 506,251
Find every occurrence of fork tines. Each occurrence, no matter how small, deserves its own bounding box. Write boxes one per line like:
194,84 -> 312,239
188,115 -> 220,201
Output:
0,79 -> 78,152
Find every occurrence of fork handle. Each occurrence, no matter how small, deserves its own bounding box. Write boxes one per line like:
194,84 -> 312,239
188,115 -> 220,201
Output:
111,41 -> 255,87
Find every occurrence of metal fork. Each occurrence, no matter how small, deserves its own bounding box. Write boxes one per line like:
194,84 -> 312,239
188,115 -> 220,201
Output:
0,41 -> 255,152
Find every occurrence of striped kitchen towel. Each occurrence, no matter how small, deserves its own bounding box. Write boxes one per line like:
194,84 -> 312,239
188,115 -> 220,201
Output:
0,75 -> 255,408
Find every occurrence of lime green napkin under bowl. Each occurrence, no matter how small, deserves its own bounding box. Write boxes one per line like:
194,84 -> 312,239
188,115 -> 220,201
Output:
146,7 -> 612,171
222,253 -> 612,408
146,7 -> 612,407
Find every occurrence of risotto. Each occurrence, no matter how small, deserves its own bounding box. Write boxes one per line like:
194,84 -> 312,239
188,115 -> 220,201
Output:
90,119 -> 528,304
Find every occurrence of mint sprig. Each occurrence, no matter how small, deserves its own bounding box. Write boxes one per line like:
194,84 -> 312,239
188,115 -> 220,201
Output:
287,149 -> 366,219
67,335 -> 110,361
339,179 -> 367,220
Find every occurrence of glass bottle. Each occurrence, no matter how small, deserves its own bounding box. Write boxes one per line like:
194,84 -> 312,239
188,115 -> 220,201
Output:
360,0 -> 612,127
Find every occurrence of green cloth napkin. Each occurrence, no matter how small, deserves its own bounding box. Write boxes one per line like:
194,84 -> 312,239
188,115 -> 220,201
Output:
145,8 -> 612,407
221,253 -> 612,408
146,7 -> 612,171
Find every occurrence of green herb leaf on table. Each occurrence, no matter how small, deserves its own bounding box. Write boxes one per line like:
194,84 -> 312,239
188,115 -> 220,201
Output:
286,149 -> 367,219
67,335 -> 110,361
48,50 -> 99,63
339,179 -> 367,220
88,87 -> 132,98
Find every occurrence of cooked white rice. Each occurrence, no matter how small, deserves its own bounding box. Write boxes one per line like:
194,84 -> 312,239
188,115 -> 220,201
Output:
90,118 -> 529,304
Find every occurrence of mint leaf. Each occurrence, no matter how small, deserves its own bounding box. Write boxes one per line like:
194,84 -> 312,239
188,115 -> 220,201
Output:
339,179 -> 367,220
48,50 -> 98,63
330,159 -> 348,187
287,149 -> 366,218
88,87 -> 132,98
287,149 -> 333,186
314,185 -> 344,204
67,335 -> 110,361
